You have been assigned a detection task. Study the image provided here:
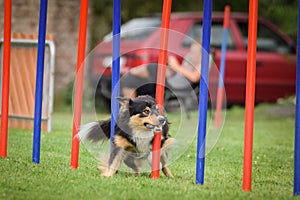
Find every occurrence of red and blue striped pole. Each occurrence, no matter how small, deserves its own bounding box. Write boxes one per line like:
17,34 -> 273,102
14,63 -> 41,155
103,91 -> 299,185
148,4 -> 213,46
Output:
0,0 -> 12,158
32,0 -> 48,164
243,0 -> 258,191
215,5 -> 230,128
152,0 -> 172,179
70,0 -> 89,169
293,0 -> 300,196
195,0 -> 212,185
110,0 -> 121,145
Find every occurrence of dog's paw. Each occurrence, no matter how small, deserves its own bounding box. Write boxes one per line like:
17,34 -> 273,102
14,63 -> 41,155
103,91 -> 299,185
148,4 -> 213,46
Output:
101,171 -> 113,177
97,165 -> 107,172
101,173 -> 113,177
162,167 -> 174,178
101,168 -> 116,177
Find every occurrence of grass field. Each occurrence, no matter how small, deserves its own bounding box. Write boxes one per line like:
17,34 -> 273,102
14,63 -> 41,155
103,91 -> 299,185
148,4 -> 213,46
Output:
0,103 -> 299,200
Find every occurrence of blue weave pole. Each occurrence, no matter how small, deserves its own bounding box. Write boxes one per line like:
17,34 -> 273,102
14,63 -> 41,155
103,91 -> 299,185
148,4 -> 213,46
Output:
294,0 -> 300,196
195,0 -> 212,185
110,0 -> 121,144
218,29 -> 228,89
32,0 -> 48,164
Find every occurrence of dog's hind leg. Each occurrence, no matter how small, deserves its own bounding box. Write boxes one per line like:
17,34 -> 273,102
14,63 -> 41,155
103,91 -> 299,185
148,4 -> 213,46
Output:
102,146 -> 128,177
124,156 -> 139,175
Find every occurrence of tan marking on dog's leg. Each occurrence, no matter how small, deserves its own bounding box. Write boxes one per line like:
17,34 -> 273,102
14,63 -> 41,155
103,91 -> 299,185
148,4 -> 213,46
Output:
162,167 -> 174,178
101,149 -> 128,177
97,154 -> 109,173
161,151 -> 174,178
102,168 -> 117,177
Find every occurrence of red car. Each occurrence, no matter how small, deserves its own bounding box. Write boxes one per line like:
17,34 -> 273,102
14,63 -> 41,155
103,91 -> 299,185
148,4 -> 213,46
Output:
89,12 -> 296,105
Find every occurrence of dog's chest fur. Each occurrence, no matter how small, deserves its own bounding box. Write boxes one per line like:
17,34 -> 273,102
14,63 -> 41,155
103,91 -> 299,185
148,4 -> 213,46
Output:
132,131 -> 154,153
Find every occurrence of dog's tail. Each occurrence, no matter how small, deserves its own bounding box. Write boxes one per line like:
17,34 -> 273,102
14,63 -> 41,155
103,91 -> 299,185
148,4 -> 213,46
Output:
78,119 -> 111,143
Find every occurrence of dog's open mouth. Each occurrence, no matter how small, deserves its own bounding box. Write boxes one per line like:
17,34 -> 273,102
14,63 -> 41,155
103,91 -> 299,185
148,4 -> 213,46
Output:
144,123 -> 162,132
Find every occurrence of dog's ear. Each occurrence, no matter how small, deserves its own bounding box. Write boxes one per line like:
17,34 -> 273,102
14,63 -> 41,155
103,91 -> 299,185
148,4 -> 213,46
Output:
129,98 -> 133,106
117,97 -> 130,107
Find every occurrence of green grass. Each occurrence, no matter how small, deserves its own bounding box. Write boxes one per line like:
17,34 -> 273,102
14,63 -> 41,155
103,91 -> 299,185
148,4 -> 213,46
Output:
0,104 -> 299,200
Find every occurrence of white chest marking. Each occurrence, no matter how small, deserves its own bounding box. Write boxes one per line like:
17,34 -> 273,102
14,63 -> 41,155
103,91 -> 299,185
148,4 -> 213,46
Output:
132,131 -> 154,153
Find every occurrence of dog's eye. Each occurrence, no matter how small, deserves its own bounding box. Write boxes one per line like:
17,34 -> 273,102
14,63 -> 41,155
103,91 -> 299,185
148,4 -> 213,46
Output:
143,109 -> 150,115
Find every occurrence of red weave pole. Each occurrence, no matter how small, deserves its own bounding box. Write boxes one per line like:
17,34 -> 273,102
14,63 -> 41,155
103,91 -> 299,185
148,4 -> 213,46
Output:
215,6 -> 231,128
70,0 -> 89,169
223,6 -> 230,29
215,88 -> 224,127
152,0 -> 172,179
0,0 -> 12,158
243,0 -> 258,191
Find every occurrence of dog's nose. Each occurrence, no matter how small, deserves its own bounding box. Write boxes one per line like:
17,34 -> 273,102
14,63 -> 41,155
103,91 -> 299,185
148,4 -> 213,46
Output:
158,116 -> 166,125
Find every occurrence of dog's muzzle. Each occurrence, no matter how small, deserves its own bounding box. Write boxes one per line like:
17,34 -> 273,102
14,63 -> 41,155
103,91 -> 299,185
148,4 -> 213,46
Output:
158,115 -> 166,125
144,115 -> 166,132
154,115 -> 166,132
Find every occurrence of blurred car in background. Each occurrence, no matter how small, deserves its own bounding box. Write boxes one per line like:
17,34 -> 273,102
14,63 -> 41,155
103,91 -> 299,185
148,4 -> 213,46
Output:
89,12 -> 296,106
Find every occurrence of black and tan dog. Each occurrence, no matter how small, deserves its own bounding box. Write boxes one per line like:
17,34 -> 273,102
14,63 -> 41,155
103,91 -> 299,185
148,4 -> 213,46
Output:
79,95 -> 175,178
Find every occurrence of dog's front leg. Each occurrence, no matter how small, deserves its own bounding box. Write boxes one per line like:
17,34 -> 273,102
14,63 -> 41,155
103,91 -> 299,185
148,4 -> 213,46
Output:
160,151 -> 174,178
102,146 -> 128,177
161,138 -> 176,178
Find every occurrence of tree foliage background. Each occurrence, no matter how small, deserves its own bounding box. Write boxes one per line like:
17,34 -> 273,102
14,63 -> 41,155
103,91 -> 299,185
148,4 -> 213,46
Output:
90,0 -> 298,48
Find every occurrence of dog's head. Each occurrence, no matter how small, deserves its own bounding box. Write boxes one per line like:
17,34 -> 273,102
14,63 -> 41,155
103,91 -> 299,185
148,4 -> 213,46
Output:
118,95 -> 166,133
